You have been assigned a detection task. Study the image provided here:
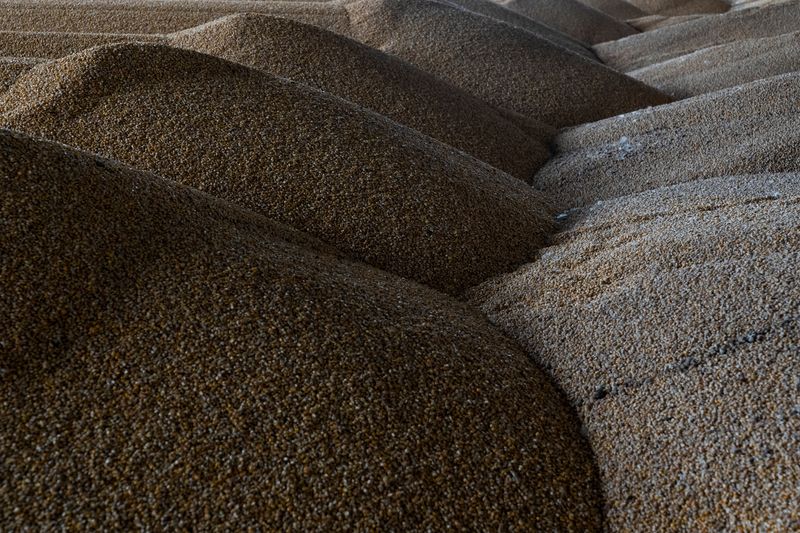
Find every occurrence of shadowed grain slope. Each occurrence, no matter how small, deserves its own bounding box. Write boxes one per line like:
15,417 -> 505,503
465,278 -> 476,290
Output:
533,73 -> 800,209
0,128 -> 603,531
496,0 -> 637,44
595,0 -> 800,71
0,57 -> 38,92
336,0 -> 669,126
169,13 -> 553,181
440,0 -> 595,56
576,0 -> 647,19
630,30 -> 800,97
469,174 -> 800,531
0,42 -> 556,295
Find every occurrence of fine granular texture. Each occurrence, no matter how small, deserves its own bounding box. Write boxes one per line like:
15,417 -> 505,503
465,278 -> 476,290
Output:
0,42 -> 556,295
0,30 -> 161,58
0,128 -> 603,530
533,72 -> 800,209
334,0 -> 669,126
624,0 -> 729,15
630,30 -> 800,97
0,56 -> 38,91
169,13 -> 553,181
495,0 -> 637,44
595,0 -> 800,70
575,0 -> 646,20
469,174 -> 800,531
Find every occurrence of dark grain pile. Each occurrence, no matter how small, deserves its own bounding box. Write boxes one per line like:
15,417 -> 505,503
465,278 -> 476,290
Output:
169,13 -> 553,181
0,128 -> 603,530
0,42 -> 555,295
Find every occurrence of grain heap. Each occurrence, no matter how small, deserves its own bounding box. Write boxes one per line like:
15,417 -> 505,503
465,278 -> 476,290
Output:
0,128 -> 602,530
469,174 -> 800,530
0,42 -> 556,295
595,0 -> 800,70
533,72 -> 800,209
169,13 -> 554,180
630,30 -> 800,97
335,0 -> 670,126
495,0 -> 637,43
3,0 -> 800,529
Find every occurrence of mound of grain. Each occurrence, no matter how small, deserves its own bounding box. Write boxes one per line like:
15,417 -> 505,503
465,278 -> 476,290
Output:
496,0 -> 637,44
631,30 -> 800,97
0,0 -> 348,34
0,57 -> 38,91
627,13 -> 703,30
576,0 -> 647,20
0,42 -> 556,295
337,0 -> 669,126
624,0 -> 728,15
469,174 -> 800,531
533,72 -> 800,209
0,30 -> 162,58
441,0 -> 595,56
170,13 -> 553,181
595,0 -> 800,71
0,127 -> 602,530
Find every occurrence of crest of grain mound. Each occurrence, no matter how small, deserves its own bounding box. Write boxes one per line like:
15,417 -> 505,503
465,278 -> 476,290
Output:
0,128 -> 602,531
496,0 -> 637,44
630,30 -> 800,98
0,42 -> 556,295
533,72 -> 800,209
169,13 -> 553,181
468,174 -> 800,530
337,0 -> 670,127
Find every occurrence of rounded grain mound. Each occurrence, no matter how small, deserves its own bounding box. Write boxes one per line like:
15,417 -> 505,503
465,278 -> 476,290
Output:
169,13 -> 553,181
624,0 -> 728,15
337,0 -> 670,126
496,0 -> 638,44
0,30 -> 161,59
630,30 -> 800,97
534,72 -> 800,209
469,174 -> 800,531
0,42 -> 556,295
0,128 -> 603,530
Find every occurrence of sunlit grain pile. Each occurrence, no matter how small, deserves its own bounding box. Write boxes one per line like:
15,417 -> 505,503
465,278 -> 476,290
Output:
2,0 -> 799,529
469,174 -> 800,530
533,72 -> 800,209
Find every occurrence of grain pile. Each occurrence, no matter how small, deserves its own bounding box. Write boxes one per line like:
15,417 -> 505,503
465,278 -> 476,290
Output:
169,13 -> 554,181
533,72 -> 800,209
0,42 -> 556,295
630,30 -> 800,97
469,174 -> 800,531
575,0 -> 647,20
495,0 -> 637,44
595,0 -> 800,70
0,128 -> 603,530
624,0 -> 729,15
0,30 -> 161,58
336,0 -> 669,126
